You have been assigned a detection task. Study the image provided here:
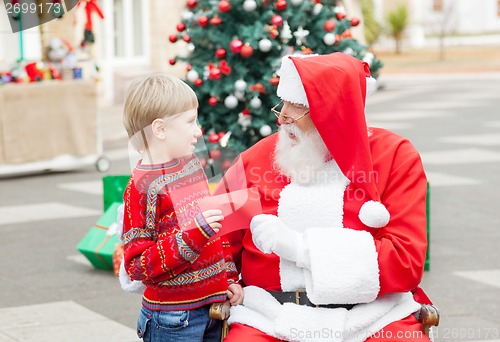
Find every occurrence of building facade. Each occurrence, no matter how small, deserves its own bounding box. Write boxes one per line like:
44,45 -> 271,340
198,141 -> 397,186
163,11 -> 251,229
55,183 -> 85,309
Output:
376,0 -> 500,48
2,1 -> 499,103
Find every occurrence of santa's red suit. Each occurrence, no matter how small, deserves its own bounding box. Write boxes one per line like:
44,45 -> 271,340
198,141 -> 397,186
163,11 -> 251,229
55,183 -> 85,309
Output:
215,53 -> 431,341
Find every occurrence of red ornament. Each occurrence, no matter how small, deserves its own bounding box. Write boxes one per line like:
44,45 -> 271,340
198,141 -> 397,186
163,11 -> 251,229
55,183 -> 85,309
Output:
169,58 -> 176,65
222,159 -> 232,170
229,39 -> 243,54
209,148 -> 222,160
208,132 -> 220,143
187,0 -> 197,9
218,132 -> 226,139
271,15 -> 283,27
182,35 -> 191,43
242,109 -> 251,116
198,15 -> 209,27
219,0 -> 231,12
208,97 -> 218,106
186,64 -> 192,71
209,67 -> 222,80
350,17 -> 360,27
269,76 -> 280,86
276,0 -> 287,11
194,78 -> 203,86
168,34 -> 178,43
240,44 -> 254,58
323,20 -> 336,32
215,48 -> 227,59
176,22 -> 186,32
210,16 -> 222,25
336,12 -> 346,20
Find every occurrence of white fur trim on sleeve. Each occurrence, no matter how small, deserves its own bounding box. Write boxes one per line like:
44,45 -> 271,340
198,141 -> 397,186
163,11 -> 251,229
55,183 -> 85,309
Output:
303,228 -> 380,305
358,200 -> 390,228
119,259 -> 146,294
366,76 -> 377,96
114,204 -> 125,241
276,54 -> 317,107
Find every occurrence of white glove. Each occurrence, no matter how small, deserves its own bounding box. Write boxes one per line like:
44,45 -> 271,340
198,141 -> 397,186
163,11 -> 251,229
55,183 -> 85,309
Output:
250,214 -> 302,262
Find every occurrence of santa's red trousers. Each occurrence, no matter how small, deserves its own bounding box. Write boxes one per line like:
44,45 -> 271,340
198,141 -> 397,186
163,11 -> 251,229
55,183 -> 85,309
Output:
224,314 -> 430,342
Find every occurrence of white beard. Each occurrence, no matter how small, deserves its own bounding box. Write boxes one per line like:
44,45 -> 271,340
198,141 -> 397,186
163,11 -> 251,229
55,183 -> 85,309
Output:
273,125 -> 330,185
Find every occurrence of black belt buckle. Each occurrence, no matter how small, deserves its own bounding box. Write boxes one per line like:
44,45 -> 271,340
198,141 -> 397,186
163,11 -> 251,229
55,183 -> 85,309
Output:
295,289 -> 308,305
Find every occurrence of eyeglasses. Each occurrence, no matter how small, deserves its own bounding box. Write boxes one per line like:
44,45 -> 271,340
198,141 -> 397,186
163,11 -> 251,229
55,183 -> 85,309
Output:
271,100 -> 309,124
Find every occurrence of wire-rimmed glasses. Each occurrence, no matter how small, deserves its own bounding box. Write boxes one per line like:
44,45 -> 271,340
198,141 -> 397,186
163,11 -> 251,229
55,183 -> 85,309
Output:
271,100 -> 310,124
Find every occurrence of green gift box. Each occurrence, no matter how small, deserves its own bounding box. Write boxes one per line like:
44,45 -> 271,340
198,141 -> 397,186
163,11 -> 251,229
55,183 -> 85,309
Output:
77,202 -> 121,270
102,175 -> 130,211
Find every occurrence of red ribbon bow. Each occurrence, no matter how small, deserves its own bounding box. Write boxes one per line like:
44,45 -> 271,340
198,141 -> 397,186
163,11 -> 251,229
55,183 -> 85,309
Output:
249,83 -> 266,94
78,0 -> 104,31
219,60 -> 231,76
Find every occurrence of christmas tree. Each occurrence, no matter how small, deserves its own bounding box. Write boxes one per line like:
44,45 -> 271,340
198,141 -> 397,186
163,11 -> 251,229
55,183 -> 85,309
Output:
168,0 -> 382,173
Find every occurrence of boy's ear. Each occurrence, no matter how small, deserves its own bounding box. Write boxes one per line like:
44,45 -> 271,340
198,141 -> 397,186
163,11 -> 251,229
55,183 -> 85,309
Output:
151,118 -> 167,140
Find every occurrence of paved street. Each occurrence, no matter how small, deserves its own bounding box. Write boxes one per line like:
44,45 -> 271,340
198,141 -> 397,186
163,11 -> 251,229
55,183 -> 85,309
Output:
0,73 -> 499,341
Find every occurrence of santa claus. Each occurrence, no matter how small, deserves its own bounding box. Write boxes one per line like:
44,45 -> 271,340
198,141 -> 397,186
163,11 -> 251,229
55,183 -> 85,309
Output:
215,53 -> 431,341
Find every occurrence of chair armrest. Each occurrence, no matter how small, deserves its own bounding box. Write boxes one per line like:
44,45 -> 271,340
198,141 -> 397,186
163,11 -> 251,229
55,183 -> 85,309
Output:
209,300 -> 231,320
417,304 -> 440,337
419,304 -> 440,326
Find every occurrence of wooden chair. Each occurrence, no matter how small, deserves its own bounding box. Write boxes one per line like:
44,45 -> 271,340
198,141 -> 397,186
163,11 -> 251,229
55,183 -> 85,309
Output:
209,301 -> 439,341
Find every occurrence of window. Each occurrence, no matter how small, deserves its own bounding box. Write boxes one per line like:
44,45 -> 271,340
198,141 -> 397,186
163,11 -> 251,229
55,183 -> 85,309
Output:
109,0 -> 147,59
113,0 -> 125,57
433,0 -> 442,11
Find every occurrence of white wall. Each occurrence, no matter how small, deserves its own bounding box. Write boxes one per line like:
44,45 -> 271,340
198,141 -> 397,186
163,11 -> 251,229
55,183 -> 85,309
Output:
376,0 -> 500,49
0,6 -> 20,64
454,0 -> 500,33
416,0 -> 500,36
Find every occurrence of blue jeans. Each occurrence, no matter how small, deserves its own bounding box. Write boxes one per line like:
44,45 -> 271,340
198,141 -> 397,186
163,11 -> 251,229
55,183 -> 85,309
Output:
137,305 -> 222,342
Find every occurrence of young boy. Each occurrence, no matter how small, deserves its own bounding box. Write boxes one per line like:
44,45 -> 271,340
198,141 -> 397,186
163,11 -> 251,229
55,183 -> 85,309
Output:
122,74 -> 243,342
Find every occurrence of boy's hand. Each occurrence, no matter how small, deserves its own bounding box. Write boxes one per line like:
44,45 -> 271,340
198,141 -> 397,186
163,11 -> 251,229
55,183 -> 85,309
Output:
202,210 -> 224,233
227,283 -> 244,306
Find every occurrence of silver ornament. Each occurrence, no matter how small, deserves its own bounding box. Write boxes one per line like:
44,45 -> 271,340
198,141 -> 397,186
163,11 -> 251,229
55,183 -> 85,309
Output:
259,125 -> 272,136
224,95 -> 239,109
187,70 -> 199,82
243,0 -> 257,12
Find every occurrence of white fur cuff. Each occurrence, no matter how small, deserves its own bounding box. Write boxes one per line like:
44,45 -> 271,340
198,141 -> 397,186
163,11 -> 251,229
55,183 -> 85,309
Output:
119,259 -> 146,293
304,227 -> 380,304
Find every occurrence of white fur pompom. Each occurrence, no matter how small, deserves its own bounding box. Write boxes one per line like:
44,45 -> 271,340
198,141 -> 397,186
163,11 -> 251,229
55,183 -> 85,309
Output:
358,200 -> 390,228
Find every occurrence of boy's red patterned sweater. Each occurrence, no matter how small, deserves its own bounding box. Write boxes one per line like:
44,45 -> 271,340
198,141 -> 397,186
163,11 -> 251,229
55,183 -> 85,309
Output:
122,156 -> 239,311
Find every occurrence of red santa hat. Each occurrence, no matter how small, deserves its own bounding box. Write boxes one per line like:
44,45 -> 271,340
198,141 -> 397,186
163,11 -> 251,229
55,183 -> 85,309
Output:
276,52 -> 389,228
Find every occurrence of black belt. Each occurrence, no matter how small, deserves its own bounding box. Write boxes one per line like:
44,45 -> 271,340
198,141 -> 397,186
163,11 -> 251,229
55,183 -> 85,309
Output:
268,290 -> 356,310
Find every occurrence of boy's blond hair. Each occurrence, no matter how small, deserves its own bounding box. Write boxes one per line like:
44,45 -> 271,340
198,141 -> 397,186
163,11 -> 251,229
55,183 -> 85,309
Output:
123,74 -> 198,150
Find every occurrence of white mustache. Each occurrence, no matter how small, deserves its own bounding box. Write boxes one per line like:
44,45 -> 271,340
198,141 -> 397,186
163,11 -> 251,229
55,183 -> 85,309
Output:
279,124 -> 302,139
